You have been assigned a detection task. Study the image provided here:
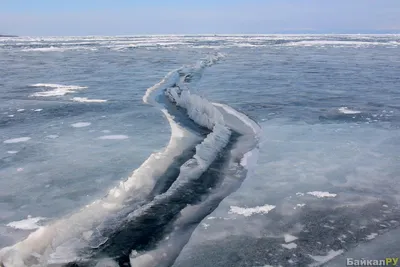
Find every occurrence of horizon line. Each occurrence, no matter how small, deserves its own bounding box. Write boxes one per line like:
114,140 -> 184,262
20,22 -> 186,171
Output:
3,32 -> 400,37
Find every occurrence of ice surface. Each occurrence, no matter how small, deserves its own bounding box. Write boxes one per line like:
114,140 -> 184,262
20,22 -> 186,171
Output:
97,135 -> 129,140
240,149 -> 260,170
1,35 -> 400,267
281,243 -> 297,249
309,250 -> 344,266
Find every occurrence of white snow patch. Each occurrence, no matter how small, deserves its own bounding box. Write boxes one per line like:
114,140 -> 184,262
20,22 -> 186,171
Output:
22,46 -> 97,52
6,216 -> 46,230
307,191 -> 337,198
229,204 -> 276,217
296,192 -> 304,196
30,83 -> 87,97
72,97 -> 107,103
284,234 -> 298,243
338,107 -> 361,115
71,122 -> 91,128
7,115 -> 14,117
366,233 -> 378,240
281,243 -> 297,249
202,223 -> 210,229
98,135 -> 129,140
3,137 -> 31,144
7,151 -> 18,154
286,40 -> 387,47
323,224 -> 335,229
34,109 -> 43,112
17,109 -> 25,112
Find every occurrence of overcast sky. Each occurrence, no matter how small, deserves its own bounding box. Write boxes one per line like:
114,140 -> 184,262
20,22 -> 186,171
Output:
1,0 -> 400,36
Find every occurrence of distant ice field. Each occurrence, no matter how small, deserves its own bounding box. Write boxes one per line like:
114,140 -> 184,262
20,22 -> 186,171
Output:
1,34 -> 400,51
0,35 -> 399,267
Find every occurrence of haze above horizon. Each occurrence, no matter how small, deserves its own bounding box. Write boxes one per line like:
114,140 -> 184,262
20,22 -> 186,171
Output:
1,0 -> 400,36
